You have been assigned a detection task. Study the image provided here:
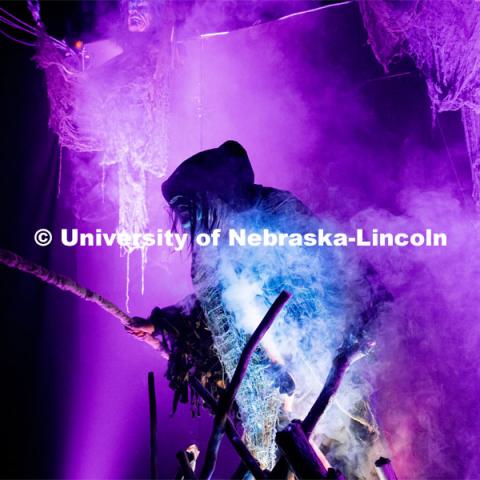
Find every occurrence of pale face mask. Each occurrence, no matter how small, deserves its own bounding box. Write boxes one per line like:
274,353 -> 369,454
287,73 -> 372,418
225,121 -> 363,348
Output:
127,0 -> 153,32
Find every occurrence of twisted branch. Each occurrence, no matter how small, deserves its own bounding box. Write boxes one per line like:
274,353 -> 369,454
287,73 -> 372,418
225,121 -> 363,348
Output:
302,340 -> 370,438
0,247 -> 131,324
189,377 -> 266,479
0,247 -> 162,350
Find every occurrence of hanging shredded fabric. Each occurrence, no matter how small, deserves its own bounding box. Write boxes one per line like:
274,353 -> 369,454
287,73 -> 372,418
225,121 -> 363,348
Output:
359,0 -> 480,206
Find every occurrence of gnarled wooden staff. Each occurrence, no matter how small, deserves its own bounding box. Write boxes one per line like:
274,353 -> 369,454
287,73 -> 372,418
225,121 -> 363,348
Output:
0,247 -> 273,479
0,247 -> 162,351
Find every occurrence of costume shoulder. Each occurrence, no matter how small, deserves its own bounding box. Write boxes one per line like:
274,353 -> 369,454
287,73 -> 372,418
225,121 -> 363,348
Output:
257,186 -> 316,218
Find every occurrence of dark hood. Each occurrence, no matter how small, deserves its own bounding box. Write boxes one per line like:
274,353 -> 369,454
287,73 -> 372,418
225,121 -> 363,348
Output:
162,140 -> 255,206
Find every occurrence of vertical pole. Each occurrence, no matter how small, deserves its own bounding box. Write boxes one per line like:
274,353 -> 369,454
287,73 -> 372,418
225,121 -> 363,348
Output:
375,457 -> 398,480
148,371 -> 158,480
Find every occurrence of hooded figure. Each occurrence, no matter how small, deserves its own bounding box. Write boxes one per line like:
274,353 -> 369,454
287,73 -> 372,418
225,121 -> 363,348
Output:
133,141 -> 390,478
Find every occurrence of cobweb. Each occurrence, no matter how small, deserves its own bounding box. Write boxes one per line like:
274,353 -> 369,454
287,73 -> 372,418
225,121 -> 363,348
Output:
33,30 -> 171,308
358,0 -> 480,206
34,32 -> 170,243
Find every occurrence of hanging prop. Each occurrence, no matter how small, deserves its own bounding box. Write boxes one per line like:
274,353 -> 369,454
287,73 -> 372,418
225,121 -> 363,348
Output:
359,0 -> 480,206
0,0 -> 176,307
31,0 -> 173,237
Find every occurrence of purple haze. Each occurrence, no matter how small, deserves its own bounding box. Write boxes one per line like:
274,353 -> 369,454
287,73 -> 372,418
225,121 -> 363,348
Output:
51,2 -> 479,478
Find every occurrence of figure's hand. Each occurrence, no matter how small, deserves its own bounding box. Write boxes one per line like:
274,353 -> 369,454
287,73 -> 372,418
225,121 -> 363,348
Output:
125,316 -> 164,353
129,316 -> 155,335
